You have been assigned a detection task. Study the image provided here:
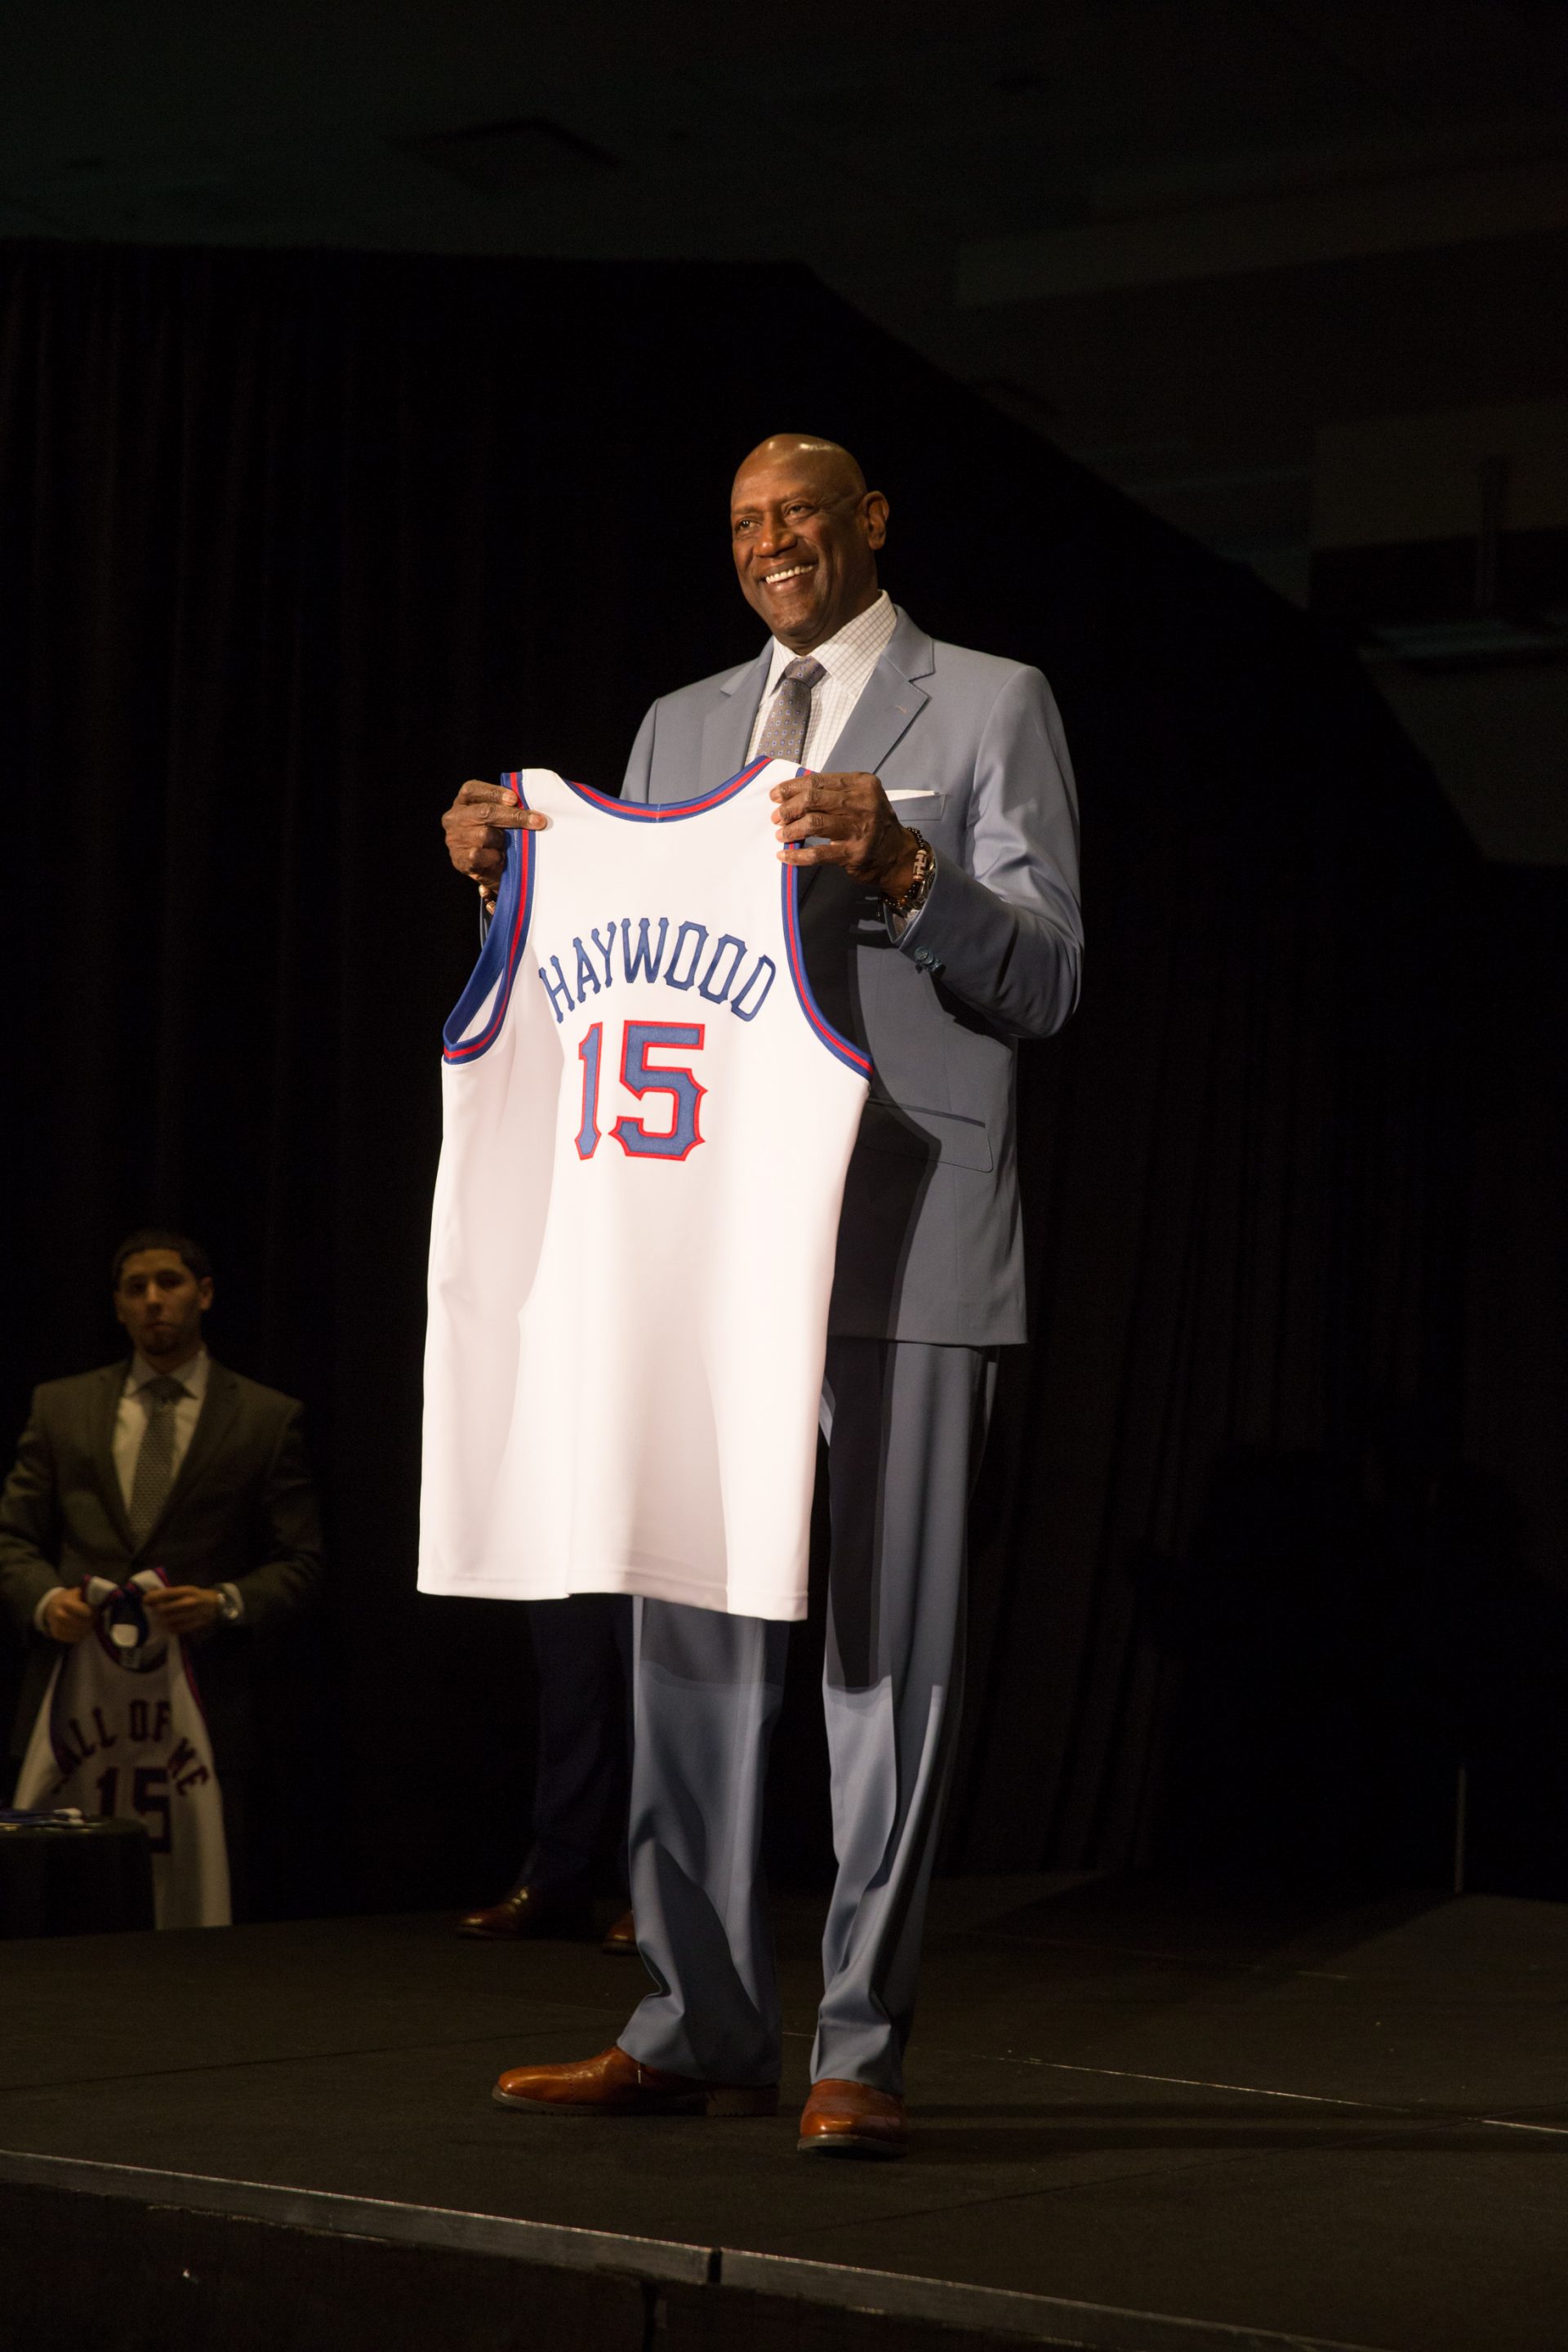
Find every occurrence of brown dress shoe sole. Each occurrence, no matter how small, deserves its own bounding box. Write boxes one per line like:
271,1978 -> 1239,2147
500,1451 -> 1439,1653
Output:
494,2081 -> 777,2118
796,2127 -> 906,2159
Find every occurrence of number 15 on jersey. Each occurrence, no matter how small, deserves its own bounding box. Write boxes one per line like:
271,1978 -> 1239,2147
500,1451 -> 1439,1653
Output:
577,1021 -> 706,1163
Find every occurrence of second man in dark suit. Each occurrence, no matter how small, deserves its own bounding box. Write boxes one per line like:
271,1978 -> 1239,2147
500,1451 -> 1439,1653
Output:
0,1228 -> 324,1913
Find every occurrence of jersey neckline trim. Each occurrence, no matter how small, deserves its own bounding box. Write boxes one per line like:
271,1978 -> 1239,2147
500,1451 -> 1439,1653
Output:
564,758 -> 776,820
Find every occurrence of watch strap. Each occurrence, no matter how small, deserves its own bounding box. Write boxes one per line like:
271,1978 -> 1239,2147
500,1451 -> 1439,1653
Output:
886,829 -> 935,919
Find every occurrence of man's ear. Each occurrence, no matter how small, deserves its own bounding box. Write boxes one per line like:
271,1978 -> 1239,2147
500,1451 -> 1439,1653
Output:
197,1278 -> 215,1312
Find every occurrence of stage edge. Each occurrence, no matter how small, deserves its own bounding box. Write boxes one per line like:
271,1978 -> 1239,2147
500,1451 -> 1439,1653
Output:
0,2145 -> 1396,2352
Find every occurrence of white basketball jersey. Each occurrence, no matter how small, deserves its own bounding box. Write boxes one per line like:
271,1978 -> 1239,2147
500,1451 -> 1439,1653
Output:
418,758 -> 870,1622
14,1571 -> 231,1928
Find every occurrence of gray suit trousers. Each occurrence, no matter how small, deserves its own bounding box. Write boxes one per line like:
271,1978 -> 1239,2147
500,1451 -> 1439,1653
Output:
617,1337 -> 996,2093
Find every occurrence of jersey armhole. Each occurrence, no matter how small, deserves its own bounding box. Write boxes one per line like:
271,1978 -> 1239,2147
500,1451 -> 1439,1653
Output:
442,773 -> 537,1062
781,866 -> 872,1079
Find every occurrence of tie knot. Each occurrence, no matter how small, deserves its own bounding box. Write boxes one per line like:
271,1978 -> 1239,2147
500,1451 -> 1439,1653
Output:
143,1376 -> 187,1408
782,657 -> 825,688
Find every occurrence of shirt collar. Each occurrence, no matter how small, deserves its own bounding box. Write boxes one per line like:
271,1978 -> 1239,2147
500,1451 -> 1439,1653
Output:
126,1345 -> 209,1401
764,590 -> 895,688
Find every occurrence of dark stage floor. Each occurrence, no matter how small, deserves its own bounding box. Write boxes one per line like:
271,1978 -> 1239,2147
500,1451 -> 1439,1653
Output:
2,1876 -> 1566,2350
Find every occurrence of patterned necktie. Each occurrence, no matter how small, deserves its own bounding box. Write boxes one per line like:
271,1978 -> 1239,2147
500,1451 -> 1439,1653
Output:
755,656 -> 826,766
127,1375 -> 188,1544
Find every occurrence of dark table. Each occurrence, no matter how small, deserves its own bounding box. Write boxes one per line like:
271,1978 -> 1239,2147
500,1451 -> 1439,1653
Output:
0,1817 -> 154,1938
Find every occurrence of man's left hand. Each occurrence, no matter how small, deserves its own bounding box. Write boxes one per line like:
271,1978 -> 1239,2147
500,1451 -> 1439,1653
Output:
143,1585 -> 224,1636
772,770 -> 920,902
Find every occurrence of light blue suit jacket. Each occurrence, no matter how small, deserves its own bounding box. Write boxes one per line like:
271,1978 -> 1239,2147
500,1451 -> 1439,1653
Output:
621,606 -> 1082,1345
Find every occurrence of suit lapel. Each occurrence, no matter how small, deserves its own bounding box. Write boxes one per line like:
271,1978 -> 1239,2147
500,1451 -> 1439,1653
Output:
695,609 -> 933,798
825,608 -> 933,779
91,1364 -> 136,1553
139,1360 -> 241,1554
699,646 -> 771,797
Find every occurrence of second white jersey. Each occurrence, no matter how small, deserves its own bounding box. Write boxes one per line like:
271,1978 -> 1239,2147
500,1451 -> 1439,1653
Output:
418,759 -> 870,1621
14,1571 -> 230,1929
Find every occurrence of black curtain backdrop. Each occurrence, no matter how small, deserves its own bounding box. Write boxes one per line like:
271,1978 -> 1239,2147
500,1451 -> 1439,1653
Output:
1,241 -> 1556,1913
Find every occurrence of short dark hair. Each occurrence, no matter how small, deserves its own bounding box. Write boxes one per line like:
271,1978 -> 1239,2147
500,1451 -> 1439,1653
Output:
111,1228 -> 213,1288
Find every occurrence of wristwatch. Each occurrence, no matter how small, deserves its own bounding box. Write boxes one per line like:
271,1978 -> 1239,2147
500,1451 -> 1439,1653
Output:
214,1584 -> 242,1624
885,828 -> 936,920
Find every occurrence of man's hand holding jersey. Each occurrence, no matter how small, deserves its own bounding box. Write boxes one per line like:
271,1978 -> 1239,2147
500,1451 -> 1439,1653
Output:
41,1588 -> 95,1645
771,768 -> 921,902
442,780 -> 548,908
143,1584 -> 225,1637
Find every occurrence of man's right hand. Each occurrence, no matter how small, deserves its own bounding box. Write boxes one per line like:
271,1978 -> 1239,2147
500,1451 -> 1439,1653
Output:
42,1588 -> 94,1645
442,780 -> 548,906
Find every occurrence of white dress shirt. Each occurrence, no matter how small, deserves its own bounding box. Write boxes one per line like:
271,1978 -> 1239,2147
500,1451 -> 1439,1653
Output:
746,590 -> 898,769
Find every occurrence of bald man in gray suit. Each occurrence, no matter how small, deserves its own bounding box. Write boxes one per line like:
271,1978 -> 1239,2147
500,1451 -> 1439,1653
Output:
442,434 -> 1081,2157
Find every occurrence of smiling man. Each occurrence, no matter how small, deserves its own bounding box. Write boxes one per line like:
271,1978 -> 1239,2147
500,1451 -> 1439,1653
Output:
439,433 -> 1082,2156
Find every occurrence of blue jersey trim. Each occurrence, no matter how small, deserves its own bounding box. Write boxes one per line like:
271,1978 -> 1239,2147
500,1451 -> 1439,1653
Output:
782,867 -> 873,1079
442,773 -> 537,1063
564,758 -> 773,821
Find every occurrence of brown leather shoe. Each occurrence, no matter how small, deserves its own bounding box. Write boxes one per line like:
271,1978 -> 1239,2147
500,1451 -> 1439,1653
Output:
797,2078 -> 908,2159
457,1884 -> 592,1941
601,1907 -> 638,1955
493,2044 -> 777,2117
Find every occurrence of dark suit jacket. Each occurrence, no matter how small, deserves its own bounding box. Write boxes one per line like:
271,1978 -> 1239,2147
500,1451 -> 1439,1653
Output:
0,1357 -> 323,1770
